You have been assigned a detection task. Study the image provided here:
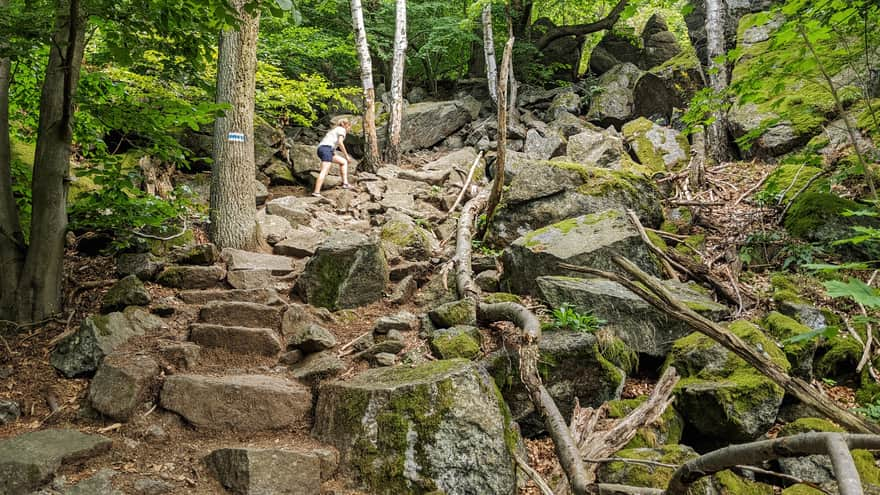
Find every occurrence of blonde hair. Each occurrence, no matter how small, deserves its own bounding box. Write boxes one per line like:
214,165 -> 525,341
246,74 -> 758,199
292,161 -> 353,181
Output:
336,118 -> 351,128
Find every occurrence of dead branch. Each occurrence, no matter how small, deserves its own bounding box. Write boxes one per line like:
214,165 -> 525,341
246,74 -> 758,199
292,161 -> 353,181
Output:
515,453 -> 555,495
446,151 -> 484,217
562,256 -> 880,435
626,210 -> 678,281
482,36 -> 514,236
733,169 -> 772,206
667,433 -> 880,495
779,168 -> 832,221
456,191 -> 489,301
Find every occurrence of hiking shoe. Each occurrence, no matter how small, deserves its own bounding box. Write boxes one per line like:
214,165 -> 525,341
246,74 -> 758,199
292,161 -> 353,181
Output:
341,183 -> 352,190
311,192 -> 323,198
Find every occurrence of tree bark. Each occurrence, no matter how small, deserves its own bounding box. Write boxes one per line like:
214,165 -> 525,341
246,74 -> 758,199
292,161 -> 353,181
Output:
0,0 -> 24,320
385,0 -> 406,166
705,0 -> 732,162
15,0 -> 85,322
535,0 -> 628,50
350,0 -> 380,172
209,0 -> 261,251
482,37 -> 513,235
482,4 -> 498,105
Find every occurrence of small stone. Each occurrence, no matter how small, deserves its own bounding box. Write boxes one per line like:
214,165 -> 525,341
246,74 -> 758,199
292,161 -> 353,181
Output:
150,297 -> 178,317
387,274 -> 418,305
373,312 -> 419,334
132,477 -> 175,495
279,350 -> 304,365
288,323 -> 337,353
385,329 -> 405,343
374,353 -> 396,366
428,299 -> 477,328
158,341 -> 201,370
172,243 -> 219,265
290,351 -> 345,381
144,424 -> 167,441
0,400 -> 21,425
102,274 -> 152,313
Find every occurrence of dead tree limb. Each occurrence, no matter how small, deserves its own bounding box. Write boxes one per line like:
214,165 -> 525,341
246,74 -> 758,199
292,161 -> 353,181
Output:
482,36 -> 514,238
667,433 -> 880,495
626,210 -> 678,280
560,256 -> 880,435
446,151 -> 484,217
456,190 -> 488,301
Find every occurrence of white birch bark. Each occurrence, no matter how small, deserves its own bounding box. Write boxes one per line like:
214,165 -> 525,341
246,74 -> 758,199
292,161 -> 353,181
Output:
705,0 -> 732,162
350,0 -> 380,171
482,4 -> 498,105
386,0 -> 407,165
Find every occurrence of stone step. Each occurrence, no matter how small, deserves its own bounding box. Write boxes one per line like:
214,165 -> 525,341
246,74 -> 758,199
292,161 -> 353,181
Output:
222,247 -> 294,274
160,374 -> 311,431
205,447 -> 338,495
189,324 -> 282,357
199,300 -> 282,329
0,428 -> 112,495
178,288 -> 285,306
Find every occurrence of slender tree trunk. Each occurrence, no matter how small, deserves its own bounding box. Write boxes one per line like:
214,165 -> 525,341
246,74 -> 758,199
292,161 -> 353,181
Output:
350,0 -> 380,172
210,0 -> 261,250
705,0 -> 732,162
0,0 -> 24,320
385,0 -> 407,165
14,0 -> 86,322
482,4 -> 498,105
481,36 -> 514,238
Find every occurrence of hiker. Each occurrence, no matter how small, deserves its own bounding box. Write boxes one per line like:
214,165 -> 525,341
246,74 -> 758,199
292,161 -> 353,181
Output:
313,119 -> 353,197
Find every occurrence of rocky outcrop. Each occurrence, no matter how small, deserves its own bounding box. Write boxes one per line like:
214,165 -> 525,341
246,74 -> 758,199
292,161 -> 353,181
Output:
313,359 -> 519,495
586,63 -> 643,128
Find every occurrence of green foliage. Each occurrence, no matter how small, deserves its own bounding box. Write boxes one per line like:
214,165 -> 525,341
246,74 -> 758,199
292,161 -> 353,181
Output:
68,158 -> 202,251
824,278 -> 880,308
259,13 -> 358,83
255,62 -> 357,125
548,303 -> 605,333
10,157 -> 32,241
854,400 -> 880,420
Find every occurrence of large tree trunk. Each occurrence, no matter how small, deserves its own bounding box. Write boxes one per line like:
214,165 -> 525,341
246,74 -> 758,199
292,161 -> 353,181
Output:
14,0 -> 85,322
482,4 -> 498,105
385,0 -> 406,166
0,0 -> 24,320
209,0 -> 261,251
350,0 -> 380,172
705,0 -> 732,162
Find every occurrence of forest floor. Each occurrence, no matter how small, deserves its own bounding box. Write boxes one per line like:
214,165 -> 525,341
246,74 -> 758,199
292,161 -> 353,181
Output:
0,156 -> 864,494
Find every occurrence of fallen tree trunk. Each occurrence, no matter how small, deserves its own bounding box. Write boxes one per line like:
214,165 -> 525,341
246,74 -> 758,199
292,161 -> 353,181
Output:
560,256 -> 880,435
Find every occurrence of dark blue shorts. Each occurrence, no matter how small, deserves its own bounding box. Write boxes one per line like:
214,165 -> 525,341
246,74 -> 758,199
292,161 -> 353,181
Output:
317,145 -> 334,162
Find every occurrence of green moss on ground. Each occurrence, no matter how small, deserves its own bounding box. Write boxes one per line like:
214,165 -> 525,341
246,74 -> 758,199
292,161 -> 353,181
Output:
763,164 -> 826,205
522,210 -> 621,248
713,469 -> 774,494
606,396 -> 683,448
778,417 -> 844,435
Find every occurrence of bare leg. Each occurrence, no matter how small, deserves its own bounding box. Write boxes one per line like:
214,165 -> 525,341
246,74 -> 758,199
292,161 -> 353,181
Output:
314,161 -> 332,194
333,155 -> 349,186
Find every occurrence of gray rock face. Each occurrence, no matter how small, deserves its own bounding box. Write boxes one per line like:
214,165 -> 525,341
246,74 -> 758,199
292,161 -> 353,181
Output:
88,353 -> 160,421
157,341 -> 201,370
205,447 -> 338,495
199,301 -> 282,329
156,265 -> 227,289
290,351 -> 345,381
273,226 -> 324,257
523,128 -> 566,160
429,299 -> 477,328
586,63 -> 644,128
296,230 -> 388,310
399,100 -> 476,152
485,160 -> 662,247
256,210 -> 294,245
642,14 -> 682,68
622,117 -> 690,171
380,214 -> 437,261
160,374 -> 311,431
566,127 -> 628,168
373,312 -> 419,334
313,359 -> 519,495
547,89 -> 581,120
101,274 -> 151,313
64,468 -> 122,495
589,33 -> 643,75
486,329 -> 624,437
264,158 -> 296,185
172,243 -> 220,265
225,269 -> 275,290
266,195 -> 319,227
0,429 -> 112,495
51,308 -> 164,377
288,323 -> 337,353
188,324 -> 282,357
116,253 -> 164,281
728,102 -> 806,158
501,210 -> 662,295
177,288 -> 284,306
222,248 -> 294,274
537,276 -> 729,357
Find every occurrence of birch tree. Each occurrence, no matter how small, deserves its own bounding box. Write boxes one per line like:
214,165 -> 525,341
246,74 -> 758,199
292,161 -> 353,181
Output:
705,0 -> 732,162
482,3 -> 497,105
210,0 -> 262,250
385,0 -> 407,166
350,0 -> 380,172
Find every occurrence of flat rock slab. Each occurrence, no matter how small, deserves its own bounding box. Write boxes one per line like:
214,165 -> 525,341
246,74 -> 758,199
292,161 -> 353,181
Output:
156,265 -> 227,289
205,447 -> 338,495
0,429 -> 112,495
160,374 -> 311,431
88,353 -> 160,421
273,226 -> 324,258
199,301 -> 282,329
189,324 -> 282,357
177,288 -> 284,306
265,196 -> 319,227
222,248 -> 294,274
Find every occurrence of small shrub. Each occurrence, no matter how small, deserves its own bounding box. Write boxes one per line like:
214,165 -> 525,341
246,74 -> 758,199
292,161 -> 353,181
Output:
548,303 -> 605,333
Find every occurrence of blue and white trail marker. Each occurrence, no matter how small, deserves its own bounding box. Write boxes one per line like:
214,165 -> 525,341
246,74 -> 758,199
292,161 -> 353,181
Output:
227,132 -> 246,142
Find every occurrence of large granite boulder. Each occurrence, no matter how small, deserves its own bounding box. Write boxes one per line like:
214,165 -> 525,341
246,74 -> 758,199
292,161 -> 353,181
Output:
666,320 -> 789,447
622,117 -> 690,172
205,447 -> 338,495
160,374 -> 312,431
565,126 -> 628,169
0,429 -> 112,495
296,230 -> 389,310
380,213 -> 437,261
634,48 -> 703,121
641,14 -> 682,69
485,160 -> 663,247
313,359 -> 519,495
88,353 -> 161,421
536,275 -> 729,357
51,307 -> 165,377
588,33 -> 642,75
501,210 -> 662,295
784,193 -> 880,262
586,63 -> 644,128
155,265 -> 226,289
486,329 -> 624,436
396,100 -> 476,152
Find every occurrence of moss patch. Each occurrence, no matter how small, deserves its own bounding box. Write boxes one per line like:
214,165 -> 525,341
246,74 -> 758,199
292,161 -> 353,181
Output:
815,334 -> 861,379
763,164 -> 826,205
606,396 -> 683,448
481,292 -> 522,305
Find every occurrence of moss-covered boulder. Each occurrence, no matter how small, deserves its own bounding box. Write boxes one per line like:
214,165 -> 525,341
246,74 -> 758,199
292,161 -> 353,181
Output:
770,273 -> 832,332
586,63 -> 644,128
775,418 -> 880,490
428,299 -> 477,328
606,397 -> 684,448
296,230 -> 389,310
666,320 -> 790,445
622,117 -> 690,172
313,360 -> 519,494
101,274 -> 151,313
486,328 -> 624,436
381,214 -> 437,261
763,312 -> 819,379
537,275 -> 729,357
485,159 -> 662,247
784,192 -> 880,261
501,210 -> 662,295
815,334 -> 862,381
429,326 -> 481,360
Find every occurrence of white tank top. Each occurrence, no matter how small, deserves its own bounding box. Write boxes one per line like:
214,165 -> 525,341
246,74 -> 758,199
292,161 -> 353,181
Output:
319,126 -> 347,148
